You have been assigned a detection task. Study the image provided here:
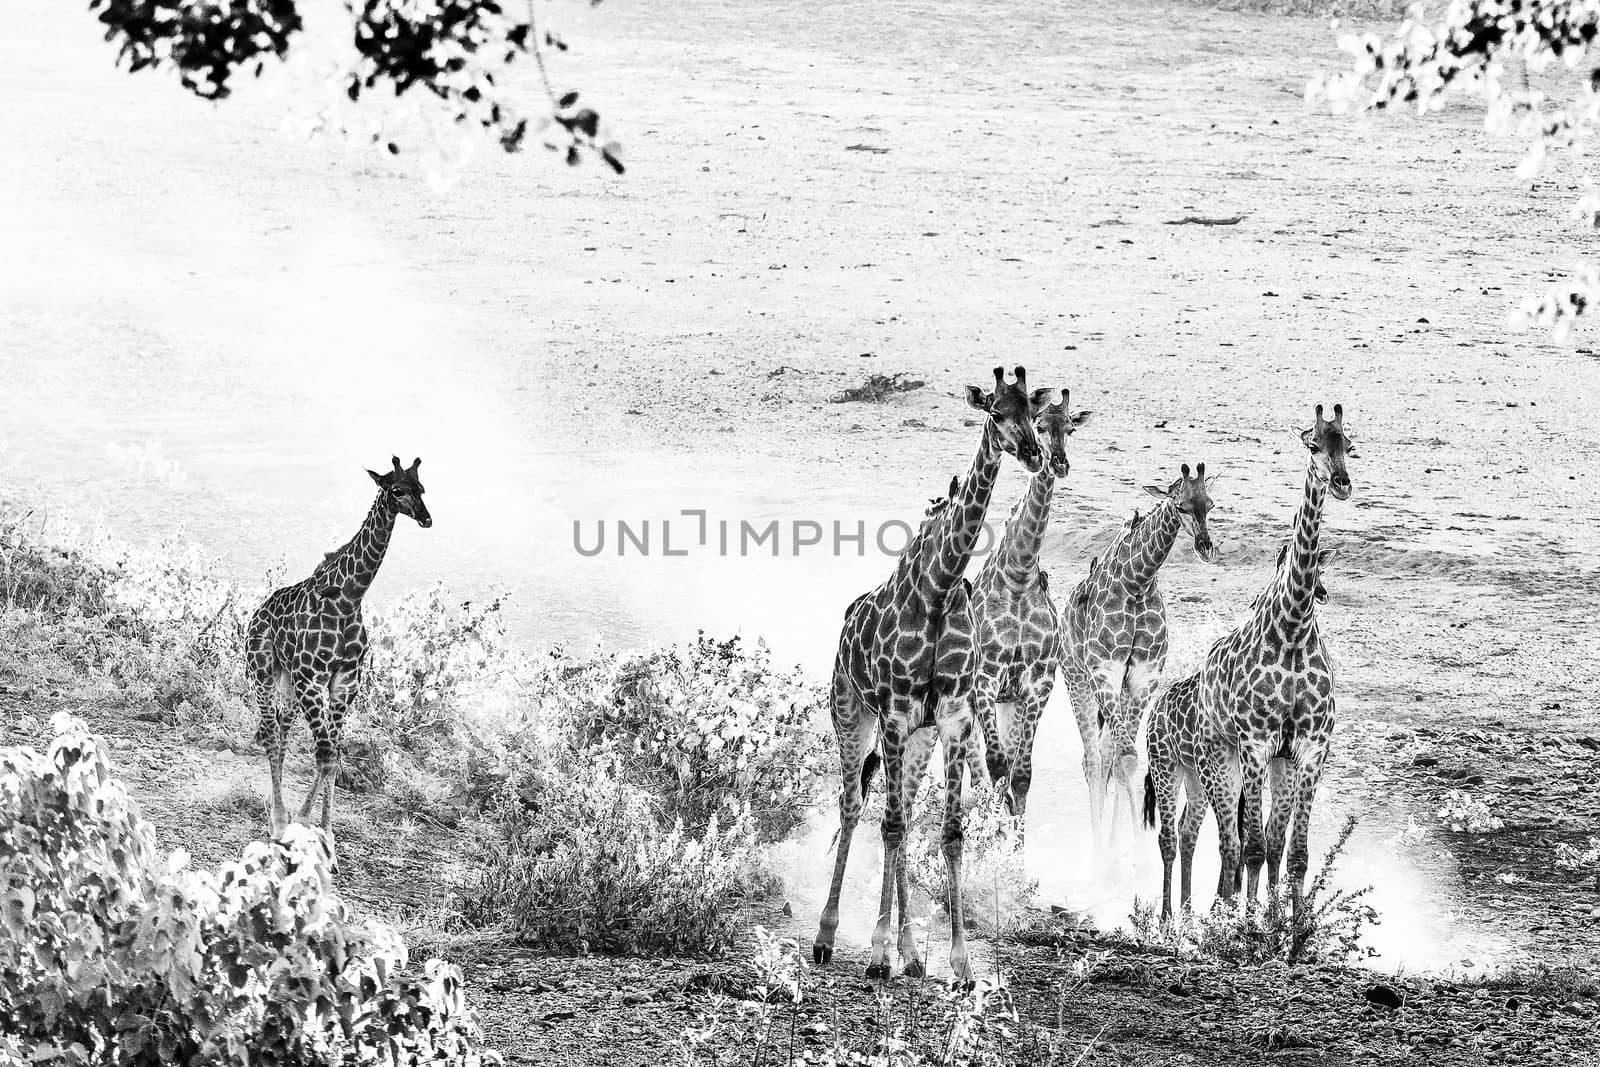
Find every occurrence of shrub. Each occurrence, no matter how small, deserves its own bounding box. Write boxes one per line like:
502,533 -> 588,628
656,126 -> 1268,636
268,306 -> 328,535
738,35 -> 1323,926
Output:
1125,816 -> 1379,965
0,714 -> 500,1066
529,634 -> 830,843
452,750 -> 767,955
0,510 -> 256,744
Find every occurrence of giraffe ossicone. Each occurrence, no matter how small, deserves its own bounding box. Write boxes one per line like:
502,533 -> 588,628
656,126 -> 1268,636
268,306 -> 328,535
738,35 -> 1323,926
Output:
248,456 -> 431,860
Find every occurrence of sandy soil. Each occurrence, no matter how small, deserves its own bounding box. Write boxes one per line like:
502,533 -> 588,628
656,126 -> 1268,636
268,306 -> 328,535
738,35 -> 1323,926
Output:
5,0 -> 1600,1060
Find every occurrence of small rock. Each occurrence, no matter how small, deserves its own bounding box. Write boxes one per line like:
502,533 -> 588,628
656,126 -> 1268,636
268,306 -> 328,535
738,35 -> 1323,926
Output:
1366,984 -> 1403,1009
781,900 -> 793,917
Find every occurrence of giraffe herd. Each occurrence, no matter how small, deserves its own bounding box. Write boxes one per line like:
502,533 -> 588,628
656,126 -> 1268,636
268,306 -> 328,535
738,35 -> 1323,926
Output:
246,373 -> 1352,988
811,370 -> 1353,985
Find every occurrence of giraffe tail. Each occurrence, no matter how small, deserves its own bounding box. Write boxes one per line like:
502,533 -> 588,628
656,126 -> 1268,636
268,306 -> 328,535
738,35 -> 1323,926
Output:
860,750 -> 882,797
1141,771 -> 1156,830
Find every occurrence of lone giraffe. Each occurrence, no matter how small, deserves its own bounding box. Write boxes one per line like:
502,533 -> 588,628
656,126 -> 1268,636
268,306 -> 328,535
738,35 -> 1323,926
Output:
969,389 -> 1092,828
1198,404 -> 1353,927
813,366 -> 1049,984
248,456 -> 432,853
1060,462 -> 1217,855
1142,540 -> 1334,920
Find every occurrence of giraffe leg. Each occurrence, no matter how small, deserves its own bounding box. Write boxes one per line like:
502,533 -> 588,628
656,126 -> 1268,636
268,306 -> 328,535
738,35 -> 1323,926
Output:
293,672 -> 335,842
970,668 -> 1008,788
1177,768 -> 1206,915
1093,679 -> 1139,855
1264,757 -> 1293,895
320,666 -> 359,848
936,694 -> 975,987
813,671 -> 875,967
1006,673 -> 1049,835
1151,754 -> 1179,922
250,656 -> 289,838
1287,740 -> 1332,939
1203,747 -> 1244,905
1239,750 -> 1270,915
896,726 -> 939,978
868,711 -> 913,980
1068,678 -> 1106,856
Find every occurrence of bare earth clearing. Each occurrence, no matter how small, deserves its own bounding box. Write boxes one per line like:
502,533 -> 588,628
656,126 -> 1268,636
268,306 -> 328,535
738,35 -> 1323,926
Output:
4,0 -> 1600,1063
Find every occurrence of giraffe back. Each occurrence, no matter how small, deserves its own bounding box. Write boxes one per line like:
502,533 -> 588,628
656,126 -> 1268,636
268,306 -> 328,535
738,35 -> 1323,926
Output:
1198,610 -> 1335,750
971,549 -> 1061,698
837,572 -> 977,722
247,577 -> 370,682
1060,565 -> 1169,685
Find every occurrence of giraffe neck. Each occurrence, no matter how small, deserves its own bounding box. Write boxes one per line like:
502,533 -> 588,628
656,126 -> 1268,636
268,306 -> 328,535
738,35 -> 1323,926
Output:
993,465 -> 1056,588
314,491 -> 399,601
1111,498 -> 1183,591
928,421 -> 1005,596
1262,463 -> 1325,632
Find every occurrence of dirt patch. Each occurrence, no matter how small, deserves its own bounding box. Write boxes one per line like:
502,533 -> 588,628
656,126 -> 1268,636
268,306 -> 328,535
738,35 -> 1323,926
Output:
830,372 -> 927,403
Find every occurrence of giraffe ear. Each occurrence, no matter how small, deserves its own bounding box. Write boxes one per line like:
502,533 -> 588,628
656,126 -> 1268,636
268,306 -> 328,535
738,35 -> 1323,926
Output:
1029,386 -> 1053,412
368,469 -> 387,486
1141,485 -> 1167,500
1318,547 -> 1340,567
965,386 -> 992,412
1070,410 -> 1094,429
1300,426 -> 1319,451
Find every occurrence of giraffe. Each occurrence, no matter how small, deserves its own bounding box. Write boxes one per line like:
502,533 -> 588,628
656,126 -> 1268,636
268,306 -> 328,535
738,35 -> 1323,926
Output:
1198,404 -> 1353,929
813,366 -> 1050,985
248,457 -> 431,852
1060,462 -> 1217,856
1142,541 -> 1334,921
968,389 -> 1092,829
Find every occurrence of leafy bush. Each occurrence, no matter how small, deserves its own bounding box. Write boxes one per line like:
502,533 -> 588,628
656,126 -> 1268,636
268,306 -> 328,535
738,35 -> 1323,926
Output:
452,750 -> 767,955
530,634 -> 830,843
0,509 -> 256,741
0,714 -> 499,1065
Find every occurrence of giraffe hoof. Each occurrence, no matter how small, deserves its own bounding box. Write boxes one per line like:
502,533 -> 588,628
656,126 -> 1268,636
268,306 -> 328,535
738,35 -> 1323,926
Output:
902,959 -> 925,980
865,962 -> 891,981
812,943 -> 834,966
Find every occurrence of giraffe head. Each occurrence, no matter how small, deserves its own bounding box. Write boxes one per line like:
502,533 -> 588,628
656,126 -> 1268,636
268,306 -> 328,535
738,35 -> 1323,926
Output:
965,365 -> 1051,473
368,456 -> 432,528
1300,404 -> 1354,501
1143,463 -> 1217,563
1275,542 -> 1337,604
1033,389 -> 1093,478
